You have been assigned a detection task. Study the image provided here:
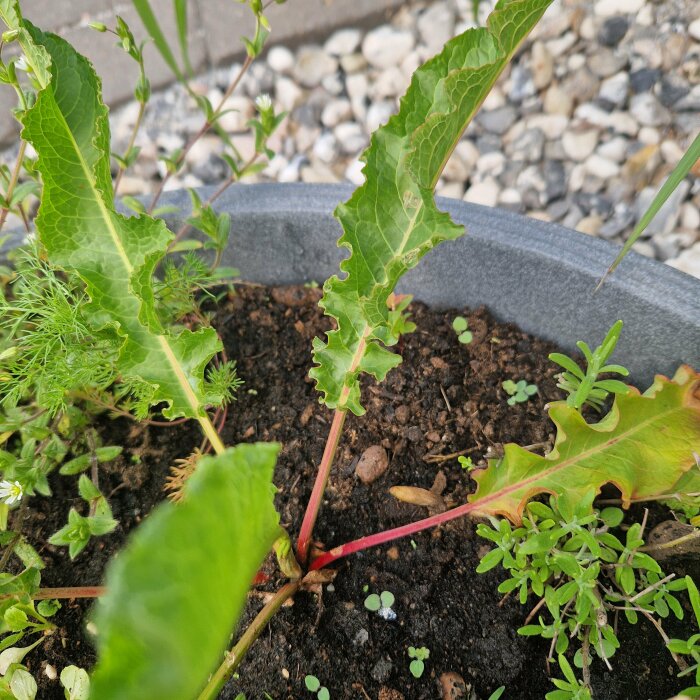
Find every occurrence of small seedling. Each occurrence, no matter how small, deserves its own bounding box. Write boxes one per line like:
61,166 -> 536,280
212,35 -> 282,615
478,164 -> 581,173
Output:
549,320 -> 629,411
364,590 -> 396,620
487,687 -> 505,700
452,316 -> 473,344
407,646 -> 430,678
502,379 -> 537,405
458,455 -> 475,471
305,675 -> 330,700
667,576 -> 700,695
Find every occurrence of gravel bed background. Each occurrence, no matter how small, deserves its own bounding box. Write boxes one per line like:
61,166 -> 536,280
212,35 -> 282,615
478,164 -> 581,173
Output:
9,0 -> 700,277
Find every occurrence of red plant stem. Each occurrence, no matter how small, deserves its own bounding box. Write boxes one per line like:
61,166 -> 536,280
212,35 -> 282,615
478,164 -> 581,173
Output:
296,408 -> 347,564
310,499 -> 482,570
0,586 -> 107,602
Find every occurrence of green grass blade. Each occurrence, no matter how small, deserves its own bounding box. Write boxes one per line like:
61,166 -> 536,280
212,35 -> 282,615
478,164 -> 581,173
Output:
90,444 -> 281,700
132,0 -> 185,82
173,0 -> 192,77
596,131 -> 700,289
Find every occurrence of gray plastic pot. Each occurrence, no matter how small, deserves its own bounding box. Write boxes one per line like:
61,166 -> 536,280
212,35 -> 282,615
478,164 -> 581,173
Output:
166,183 -> 699,386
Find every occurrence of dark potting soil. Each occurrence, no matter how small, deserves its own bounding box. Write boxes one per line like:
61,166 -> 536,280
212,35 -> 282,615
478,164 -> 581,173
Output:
16,285 -> 696,700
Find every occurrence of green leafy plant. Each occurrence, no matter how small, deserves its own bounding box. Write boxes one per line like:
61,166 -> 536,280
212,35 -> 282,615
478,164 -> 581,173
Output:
407,645 -> 429,678
452,316 -> 473,344
305,674 -> 330,700
502,378 -> 538,405
458,455 -> 476,471
549,320 -> 630,411
0,1 -> 696,698
667,576 -> 700,697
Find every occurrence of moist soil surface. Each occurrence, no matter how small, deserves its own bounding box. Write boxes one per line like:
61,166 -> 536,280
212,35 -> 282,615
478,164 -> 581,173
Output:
18,285 -> 696,700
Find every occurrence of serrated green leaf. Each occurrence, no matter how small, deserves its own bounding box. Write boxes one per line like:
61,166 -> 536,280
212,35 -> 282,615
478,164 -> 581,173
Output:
90,443 -> 280,700
19,22 -> 222,420
310,0 -> 553,415
469,367 -> 700,521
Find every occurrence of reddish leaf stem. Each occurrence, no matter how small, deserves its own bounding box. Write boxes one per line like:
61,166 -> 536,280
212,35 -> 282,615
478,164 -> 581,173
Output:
296,409 -> 347,564
310,498 -> 481,570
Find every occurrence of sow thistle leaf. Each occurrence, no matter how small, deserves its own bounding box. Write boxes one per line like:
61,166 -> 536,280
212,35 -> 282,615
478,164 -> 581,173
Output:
311,0 -> 553,415
469,367 -> 700,521
17,20 -> 221,419
90,443 -> 280,700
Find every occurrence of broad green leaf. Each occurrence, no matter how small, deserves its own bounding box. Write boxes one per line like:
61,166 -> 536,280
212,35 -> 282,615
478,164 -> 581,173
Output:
19,22 -> 222,419
469,366 -> 700,521
310,0 -> 552,415
131,0 -> 185,83
597,131 -> 700,288
90,443 -> 280,700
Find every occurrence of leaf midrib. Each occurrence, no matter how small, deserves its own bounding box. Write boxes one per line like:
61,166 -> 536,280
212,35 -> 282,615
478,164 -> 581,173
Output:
52,91 -> 202,418
474,401 -> 691,509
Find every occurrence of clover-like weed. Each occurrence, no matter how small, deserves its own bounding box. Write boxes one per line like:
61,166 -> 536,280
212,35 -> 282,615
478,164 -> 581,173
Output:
407,646 -> 430,678
364,589 -> 396,620
305,674 -> 330,700
502,379 -> 537,405
452,316 -> 473,344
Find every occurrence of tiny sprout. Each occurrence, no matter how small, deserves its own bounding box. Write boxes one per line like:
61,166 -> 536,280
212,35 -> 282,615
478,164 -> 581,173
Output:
458,455 -> 475,471
407,646 -> 430,678
304,675 -> 330,700
364,590 -> 396,620
452,316 -> 473,344
88,21 -> 108,32
502,379 -> 537,406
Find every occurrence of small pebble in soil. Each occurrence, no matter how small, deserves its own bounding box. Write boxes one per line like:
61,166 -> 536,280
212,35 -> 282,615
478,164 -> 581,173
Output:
440,671 -> 469,700
355,444 -> 390,483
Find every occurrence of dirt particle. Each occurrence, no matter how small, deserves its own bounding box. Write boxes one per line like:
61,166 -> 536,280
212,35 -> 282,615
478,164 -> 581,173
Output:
270,285 -> 321,306
355,445 -> 389,484
440,671 -> 468,699
387,546 -> 400,560
395,405 -> 410,424
378,689 -> 405,700
299,404 -> 315,427
431,356 -> 449,370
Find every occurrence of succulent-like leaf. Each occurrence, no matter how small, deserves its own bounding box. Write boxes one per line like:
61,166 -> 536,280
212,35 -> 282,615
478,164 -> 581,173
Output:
470,367 -> 700,521
17,20 -> 221,419
90,443 -> 280,700
311,0 -> 553,415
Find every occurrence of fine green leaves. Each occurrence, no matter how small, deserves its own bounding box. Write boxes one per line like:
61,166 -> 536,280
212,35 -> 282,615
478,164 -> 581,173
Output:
311,0 -> 553,415
470,366 -> 700,521
90,443 -> 280,700
18,20 -> 223,420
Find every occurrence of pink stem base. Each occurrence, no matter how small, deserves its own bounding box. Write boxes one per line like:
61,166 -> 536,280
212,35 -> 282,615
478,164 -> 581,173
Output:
310,499 -> 481,570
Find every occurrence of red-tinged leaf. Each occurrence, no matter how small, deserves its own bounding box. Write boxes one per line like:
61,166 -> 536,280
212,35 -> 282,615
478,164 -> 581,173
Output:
469,366 -> 700,522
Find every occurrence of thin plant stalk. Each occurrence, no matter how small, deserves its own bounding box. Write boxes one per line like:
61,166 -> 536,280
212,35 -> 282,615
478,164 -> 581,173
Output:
296,409 -> 347,564
0,586 -> 106,602
114,100 -> 146,194
0,140 -> 27,233
310,497 -> 483,570
196,580 -> 301,700
147,55 -> 253,214
166,151 -> 262,253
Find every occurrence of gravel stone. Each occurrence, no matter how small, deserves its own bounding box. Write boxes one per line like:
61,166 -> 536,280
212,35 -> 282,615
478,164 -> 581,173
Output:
598,17 -> 629,46
292,46 -> 338,88
324,28 -> 362,56
355,445 -> 390,484
362,26 -> 415,69
630,93 -> 672,126
417,2 -> 455,53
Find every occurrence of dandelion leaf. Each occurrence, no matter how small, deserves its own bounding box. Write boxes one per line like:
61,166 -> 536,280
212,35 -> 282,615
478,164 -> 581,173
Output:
310,0 -> 553,415
469,367 -> 700,521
